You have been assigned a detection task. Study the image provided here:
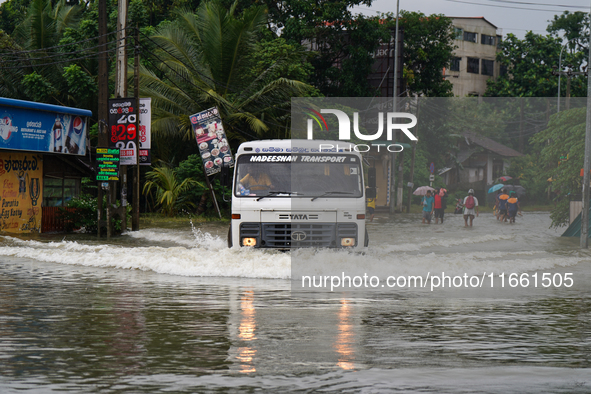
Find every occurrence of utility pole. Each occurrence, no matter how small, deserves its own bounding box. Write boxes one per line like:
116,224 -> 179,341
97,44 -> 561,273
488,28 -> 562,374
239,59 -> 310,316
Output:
552,64 -> 587,112
97,0 -> 108,238
133,26 -> 140,231
389,0 -> 400,214
581,0 -> 591,249
406,98 -> 419,213
116,0 -> 128,233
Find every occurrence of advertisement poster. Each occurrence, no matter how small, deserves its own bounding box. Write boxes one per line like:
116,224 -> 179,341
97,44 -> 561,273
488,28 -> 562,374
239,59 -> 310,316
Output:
189,107 -> 234,176
139,98 -> 151,165
0,152 -> 43,233
0,103 -> 88,156
96,148 -> 120,181
108,98 -> 137,165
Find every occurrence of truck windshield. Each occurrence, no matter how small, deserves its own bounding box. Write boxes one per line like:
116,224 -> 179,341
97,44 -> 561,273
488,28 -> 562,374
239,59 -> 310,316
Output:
234,153 -> 363,198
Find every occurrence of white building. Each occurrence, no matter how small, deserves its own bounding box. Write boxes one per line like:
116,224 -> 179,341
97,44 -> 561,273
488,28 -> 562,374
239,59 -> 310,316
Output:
445,17 -> 502,97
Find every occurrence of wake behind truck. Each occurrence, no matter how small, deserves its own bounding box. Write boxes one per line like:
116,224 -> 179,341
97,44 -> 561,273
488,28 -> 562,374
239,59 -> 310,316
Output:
227,140 -> 369,248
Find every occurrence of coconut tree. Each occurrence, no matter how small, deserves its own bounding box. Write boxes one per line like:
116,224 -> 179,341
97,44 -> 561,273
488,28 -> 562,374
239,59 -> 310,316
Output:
0,0 -> 88,107
139,0 -> 311,150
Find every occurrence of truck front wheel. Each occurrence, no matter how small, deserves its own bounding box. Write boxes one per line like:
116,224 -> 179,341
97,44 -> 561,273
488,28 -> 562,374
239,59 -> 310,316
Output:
227,225 -> 232,248
364,229 -> 369,247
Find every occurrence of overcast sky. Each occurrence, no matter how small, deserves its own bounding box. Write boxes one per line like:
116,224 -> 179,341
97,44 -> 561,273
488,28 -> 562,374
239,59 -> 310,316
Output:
0,0 -> 589,39
352,0 -> 591,39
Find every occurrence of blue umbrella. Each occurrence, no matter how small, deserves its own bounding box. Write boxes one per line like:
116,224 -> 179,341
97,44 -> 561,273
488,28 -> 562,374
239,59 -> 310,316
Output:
488,184 -> 504,193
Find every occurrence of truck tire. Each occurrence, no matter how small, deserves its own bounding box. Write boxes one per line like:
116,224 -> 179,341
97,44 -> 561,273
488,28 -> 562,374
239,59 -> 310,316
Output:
364,229 -> 369,247
227,225 -> 232,248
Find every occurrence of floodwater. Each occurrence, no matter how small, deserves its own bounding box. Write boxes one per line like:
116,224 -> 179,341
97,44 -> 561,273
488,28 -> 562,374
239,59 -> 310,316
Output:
0,212 -> 590,393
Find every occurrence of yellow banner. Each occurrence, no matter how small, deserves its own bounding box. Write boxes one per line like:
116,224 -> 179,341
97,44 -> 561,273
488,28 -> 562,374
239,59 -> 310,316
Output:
0,152 -> 43,233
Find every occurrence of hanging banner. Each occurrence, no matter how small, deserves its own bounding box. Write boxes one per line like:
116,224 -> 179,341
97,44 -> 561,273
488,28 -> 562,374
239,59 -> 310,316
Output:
139,98 -> 151,165
0,151 -> 43,233
189,107 -> 234,176
0,98 -> 89,156
108,98 -> 137,165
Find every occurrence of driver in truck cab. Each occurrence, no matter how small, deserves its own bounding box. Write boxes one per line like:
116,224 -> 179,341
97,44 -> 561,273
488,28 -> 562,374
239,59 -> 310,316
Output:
239,165 -> 274,192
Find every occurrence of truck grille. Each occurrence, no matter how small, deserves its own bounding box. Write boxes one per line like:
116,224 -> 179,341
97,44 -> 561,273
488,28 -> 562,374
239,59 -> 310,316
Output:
238,223 -> 356,248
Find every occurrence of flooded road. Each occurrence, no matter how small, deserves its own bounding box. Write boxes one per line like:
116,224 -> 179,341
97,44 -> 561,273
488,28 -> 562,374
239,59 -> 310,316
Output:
0,212 -> 590,392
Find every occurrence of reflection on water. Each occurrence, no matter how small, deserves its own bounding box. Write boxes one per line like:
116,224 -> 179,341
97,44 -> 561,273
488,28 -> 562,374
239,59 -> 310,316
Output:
237,289 -> 256,373
335,299 -> 355,370
0,213 -> 589,392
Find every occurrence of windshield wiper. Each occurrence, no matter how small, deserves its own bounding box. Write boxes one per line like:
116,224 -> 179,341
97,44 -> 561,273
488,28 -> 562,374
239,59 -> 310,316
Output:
256,191 -> 297,201
310,191 -> 354,201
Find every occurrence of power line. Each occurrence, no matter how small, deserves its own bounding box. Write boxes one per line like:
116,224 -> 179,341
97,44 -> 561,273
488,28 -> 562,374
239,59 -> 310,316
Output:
0,27 -> 124,56
0,44 -> 125,70
442,0 -> 576,12
486,0 -> 587,9
0,36 -> 127,64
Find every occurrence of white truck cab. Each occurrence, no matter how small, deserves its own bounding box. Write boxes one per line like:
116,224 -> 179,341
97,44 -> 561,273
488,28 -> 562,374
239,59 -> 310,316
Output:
228,139 -> 368,248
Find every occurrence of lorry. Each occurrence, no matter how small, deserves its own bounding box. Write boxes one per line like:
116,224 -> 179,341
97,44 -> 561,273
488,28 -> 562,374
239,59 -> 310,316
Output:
227,139 -> 369,249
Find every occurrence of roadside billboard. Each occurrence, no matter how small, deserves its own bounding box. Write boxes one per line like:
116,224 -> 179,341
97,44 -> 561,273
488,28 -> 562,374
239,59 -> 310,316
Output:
189,107 -> 234,176
0,151 -> 43,233
0,98 -> 91,156
108,98 -> 151,165
139,98 -> 151,165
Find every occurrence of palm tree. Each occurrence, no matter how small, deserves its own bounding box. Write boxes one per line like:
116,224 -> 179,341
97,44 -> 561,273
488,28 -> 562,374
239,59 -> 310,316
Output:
1,0 -> 87,107
139,0 -> 310,148
143,166 -> 203,216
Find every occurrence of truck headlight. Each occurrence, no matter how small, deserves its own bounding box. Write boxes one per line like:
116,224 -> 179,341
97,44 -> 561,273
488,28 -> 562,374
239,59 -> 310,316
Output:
340,237 -> 355,247
242,237 -> 257,247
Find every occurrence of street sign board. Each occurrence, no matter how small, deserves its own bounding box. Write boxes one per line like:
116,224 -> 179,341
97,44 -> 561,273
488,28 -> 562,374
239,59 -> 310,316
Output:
429,162 -> 435,174
108,98 -> 137,165
96,148 -> 120,181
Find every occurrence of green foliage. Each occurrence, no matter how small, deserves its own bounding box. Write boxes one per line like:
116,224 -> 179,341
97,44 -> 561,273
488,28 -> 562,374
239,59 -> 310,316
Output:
60,194 -> 128,234
140,0 -> 312,153
0,0 -> 31,35
175,154 -> 232,214
395,11 -> 455,97
530,107 -> 586,227
22,71 -> 56,102
264,0 -> 389,97
143,165 -> 202,216
505,154 -> 551,204
486,32 -> 586,98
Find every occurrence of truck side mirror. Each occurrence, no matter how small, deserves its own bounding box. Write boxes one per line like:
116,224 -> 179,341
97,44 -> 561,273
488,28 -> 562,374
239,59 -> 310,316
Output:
368,167 -> 376,188
221,165 -> 233,188
366,187 -> 376,199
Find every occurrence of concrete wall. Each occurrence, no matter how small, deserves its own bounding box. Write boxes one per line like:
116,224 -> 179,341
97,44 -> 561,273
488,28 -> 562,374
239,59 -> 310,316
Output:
445,18 -> 500,97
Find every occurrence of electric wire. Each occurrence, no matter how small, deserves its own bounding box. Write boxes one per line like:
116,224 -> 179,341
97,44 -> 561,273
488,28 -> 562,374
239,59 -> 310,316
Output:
0,37 -> 129,65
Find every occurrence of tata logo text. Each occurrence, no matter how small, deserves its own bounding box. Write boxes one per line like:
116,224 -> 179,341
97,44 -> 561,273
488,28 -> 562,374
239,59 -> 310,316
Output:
305,109 -> 418,145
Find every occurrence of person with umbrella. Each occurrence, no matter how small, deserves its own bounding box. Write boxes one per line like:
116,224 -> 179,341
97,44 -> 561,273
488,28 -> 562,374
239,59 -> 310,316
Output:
422,190 -> 434,224
463,189 -> 479,227
497,188 -> 510,222
507,191 -> 522,223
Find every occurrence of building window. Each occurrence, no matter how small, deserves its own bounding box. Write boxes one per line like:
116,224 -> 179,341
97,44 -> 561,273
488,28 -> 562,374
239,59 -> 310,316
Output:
481,34 -> 495,46
467,57 -> 479,74
481,59 -> 494,76
450,57 -> 461,72
454,27 -> 463,40
464,31 -> 477,43
493,159 -> 504,180
496,35 -> 502,48
43,178 -> 80,207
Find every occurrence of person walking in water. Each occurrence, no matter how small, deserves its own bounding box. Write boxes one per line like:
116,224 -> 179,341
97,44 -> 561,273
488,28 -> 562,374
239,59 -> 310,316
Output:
433,188 -> 443,224
507,191 -> 521,223
463,189 -> 479,227
422,190 -> 434,224
497,189 -> 509,222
